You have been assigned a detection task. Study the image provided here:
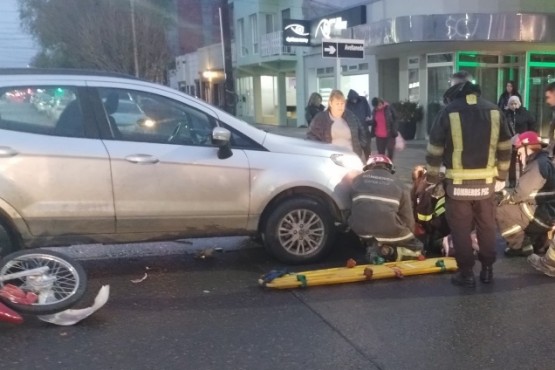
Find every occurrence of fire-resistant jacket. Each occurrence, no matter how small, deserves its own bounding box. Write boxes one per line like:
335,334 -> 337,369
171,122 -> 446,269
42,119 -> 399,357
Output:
509,150 -> 555,226
348,167 -> 415,243
426,82 -> 513,200
414,183 -> 450,238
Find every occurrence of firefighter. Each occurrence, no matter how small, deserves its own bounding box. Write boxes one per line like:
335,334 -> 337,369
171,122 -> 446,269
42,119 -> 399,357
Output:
426,71 -> 512,287
496,131 -> 555,257
349,155 -> 423,263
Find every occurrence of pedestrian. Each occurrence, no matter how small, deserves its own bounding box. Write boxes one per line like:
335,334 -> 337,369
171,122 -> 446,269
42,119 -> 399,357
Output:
497,80 -> 523,111
346,89 -> 372,159
504,95 -> 537,187
370,97 -> 398,160
545,82 -> 555,144
426,71 -> 512,287
306,89 -> 366,161
349,155 -> 423,263
496,131 -> 554,257
304,92 -> 325,127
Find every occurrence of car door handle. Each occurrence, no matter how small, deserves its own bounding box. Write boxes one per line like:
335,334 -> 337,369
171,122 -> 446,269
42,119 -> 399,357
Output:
0,147 -> 19,157
124,154 -> 159,164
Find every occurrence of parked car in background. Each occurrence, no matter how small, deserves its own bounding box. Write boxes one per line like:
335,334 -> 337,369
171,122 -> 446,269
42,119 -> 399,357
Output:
0,69 -> 362,263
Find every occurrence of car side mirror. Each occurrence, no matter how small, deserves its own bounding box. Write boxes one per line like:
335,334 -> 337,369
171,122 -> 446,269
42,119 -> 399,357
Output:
212,127 -> 232,159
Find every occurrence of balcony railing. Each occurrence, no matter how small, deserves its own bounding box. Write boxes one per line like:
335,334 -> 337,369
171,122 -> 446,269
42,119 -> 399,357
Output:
260,31 -> 296,57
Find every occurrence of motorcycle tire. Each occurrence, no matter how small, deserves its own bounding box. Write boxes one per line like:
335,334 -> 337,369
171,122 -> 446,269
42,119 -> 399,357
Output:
0,249 -> 87,315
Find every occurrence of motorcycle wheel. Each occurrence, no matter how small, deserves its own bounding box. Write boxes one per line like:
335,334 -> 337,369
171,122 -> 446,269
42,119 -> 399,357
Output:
0,249 -> 87,315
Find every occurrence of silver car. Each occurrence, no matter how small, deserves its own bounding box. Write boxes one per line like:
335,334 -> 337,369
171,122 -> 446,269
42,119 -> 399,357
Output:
0,69 -> 362,263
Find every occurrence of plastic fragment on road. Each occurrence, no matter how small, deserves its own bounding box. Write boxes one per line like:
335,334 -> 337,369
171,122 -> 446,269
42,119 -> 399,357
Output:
131,273 -> 148,283
38,285 -> 110,326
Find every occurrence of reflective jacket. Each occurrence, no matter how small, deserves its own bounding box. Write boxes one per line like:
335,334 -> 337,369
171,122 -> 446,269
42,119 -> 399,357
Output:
426,82 -> 513,200
348,168 -> 414,243
414,183 -> 450,238
510,150 -> 555,227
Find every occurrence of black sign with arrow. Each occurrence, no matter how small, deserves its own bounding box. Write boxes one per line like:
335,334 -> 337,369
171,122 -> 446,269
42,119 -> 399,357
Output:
322,39 -> 364,59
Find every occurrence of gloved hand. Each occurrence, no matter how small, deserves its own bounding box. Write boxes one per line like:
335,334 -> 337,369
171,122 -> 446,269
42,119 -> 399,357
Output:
495,180 -> 506,193
497,189 -> 512,206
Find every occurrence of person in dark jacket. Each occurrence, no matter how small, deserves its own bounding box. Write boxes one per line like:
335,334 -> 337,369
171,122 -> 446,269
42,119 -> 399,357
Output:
505,95 -> 538,187
545,82 -> 555,144
370,97 -> 398,160
426,71 -> 512,287
346,89 -> 372,159
349,155 -> 423,263
498,80 -> 523,111
307,89 -> 366,161
304,92 -> 325,127
497,131 -> 555,257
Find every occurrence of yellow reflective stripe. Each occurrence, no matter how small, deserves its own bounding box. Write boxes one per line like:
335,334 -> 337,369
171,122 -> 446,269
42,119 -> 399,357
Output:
497,160 -> 511,172
417,213 -> 433,222
427,143 -> 444,156
501,225 -> 522,237
434,207 -> 445,217
449,112 -> 463,170
435,197 -> 445,207
353,195 -> 400,206
497,139 -> 512,151
521,203 -> 552,229
487,110 -> 500,168
375,232 -> 415,243
446,168 -> 498,182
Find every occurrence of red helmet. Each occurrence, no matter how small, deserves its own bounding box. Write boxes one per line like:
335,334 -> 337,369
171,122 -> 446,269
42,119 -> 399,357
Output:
364,154 -> 394,172
514,131 -> 544,149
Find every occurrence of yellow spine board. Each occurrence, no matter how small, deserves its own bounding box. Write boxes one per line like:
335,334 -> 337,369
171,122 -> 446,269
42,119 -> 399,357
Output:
261,257 -> 458,289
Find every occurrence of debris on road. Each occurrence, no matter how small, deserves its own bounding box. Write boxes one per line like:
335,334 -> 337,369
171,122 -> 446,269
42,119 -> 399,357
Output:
130,273 -> 148,283
38,285 -> 110,326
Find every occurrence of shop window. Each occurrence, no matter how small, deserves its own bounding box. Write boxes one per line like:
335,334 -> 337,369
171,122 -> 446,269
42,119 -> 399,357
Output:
530,54 -> 555,63
458,53 -> 499,64
358,63 -> 369,70
325,67 -> 334,74
427,53 -> 453,64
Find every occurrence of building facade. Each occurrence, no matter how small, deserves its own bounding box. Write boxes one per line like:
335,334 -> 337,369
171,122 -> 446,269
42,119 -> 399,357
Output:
174,0 -> 555,136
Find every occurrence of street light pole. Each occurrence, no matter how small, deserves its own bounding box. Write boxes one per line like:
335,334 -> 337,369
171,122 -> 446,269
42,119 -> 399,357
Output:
130,0 -> 140,77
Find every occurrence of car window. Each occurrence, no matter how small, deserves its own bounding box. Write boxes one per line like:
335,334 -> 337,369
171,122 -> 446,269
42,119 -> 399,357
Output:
0,86 -> 84,138
97,88 -> 216,146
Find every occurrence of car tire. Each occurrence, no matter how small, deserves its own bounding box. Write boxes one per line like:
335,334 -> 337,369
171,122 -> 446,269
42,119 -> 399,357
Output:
264,197 -> 336,264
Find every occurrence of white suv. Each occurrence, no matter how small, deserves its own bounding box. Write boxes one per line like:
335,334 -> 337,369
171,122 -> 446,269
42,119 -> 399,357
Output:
0,69 -> 362,263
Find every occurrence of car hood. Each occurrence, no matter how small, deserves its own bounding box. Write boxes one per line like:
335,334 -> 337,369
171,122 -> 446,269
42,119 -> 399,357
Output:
261,132 -> 355,157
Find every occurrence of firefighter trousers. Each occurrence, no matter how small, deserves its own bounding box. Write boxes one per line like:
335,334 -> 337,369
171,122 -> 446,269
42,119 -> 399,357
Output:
445,196 -> 497,274
496,203 -> 549,250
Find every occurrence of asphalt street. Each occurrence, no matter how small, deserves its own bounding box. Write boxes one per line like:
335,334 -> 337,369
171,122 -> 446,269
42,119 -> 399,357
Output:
2,128 -> 555,370
2,242 -> 555,370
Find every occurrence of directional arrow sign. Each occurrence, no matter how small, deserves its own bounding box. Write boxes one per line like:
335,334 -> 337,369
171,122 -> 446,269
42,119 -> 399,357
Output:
322,42 -> 338,58
322,39 -> 365,59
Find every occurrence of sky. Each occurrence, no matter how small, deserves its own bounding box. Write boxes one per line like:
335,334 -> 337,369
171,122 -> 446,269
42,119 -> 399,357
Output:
0,0 -> 39,67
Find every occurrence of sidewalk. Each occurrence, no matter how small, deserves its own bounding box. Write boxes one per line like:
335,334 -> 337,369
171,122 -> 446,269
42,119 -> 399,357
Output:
254,124 -> 427,184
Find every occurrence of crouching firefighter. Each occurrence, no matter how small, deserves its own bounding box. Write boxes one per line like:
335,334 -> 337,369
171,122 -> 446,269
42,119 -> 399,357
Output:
349,155 -> 423,263
496,131 -> 555,257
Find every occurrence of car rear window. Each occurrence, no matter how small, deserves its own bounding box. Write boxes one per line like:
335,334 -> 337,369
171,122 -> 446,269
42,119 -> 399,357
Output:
0,86 -> 85,138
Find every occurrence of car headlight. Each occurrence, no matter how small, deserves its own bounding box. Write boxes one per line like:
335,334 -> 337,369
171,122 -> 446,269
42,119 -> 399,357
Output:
330,154 -> 363,171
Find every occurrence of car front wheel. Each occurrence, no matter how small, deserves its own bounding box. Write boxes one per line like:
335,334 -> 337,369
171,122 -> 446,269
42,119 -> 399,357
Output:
264,197 -> 336,264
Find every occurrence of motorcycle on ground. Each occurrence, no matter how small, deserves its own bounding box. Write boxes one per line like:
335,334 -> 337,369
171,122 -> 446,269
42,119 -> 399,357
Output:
0,249 -> 88,325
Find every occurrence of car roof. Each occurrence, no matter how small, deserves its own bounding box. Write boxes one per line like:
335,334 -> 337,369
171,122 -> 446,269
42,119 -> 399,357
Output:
0,68 -> 140,80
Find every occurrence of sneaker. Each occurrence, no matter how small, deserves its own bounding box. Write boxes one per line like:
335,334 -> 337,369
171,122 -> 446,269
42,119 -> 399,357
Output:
527,254 -> 555,277
504,244 -> 534,257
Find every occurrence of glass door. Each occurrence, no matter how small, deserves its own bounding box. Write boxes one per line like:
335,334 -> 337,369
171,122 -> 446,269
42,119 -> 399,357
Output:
526,52 -> 555,137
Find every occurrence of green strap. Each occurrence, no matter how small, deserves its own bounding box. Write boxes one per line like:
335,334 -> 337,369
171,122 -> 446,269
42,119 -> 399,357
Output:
296,274 -> 307,288
435,259 -> 447,272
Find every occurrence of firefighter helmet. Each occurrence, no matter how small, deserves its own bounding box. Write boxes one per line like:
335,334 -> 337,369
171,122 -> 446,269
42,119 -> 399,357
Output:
514,131 -> 545,149
364,154 -> 395,173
